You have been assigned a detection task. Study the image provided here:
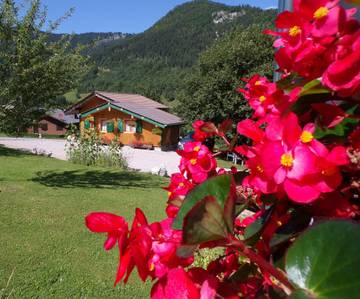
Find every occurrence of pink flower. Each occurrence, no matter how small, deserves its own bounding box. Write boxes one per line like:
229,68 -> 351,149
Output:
151,268 -> 200,299
177,141 -> 217,183
85,212 -> 128,251
164,173 -> 194,201
237,75 -> 300,119
85,209 -> 192,286
323,30 -> 360,96
268,0 -> 360,81
192,120 -> 218,141
239,113 -> 348,203
149,218 -> 193,278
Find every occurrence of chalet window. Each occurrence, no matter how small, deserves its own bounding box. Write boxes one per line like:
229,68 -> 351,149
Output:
101,120 -> 114,133
118,120 -> 124,133
84,120 -> 91,129
107,121 -> 114,133
136,120 -> 142,134
40,123 -> 48,131
125,120 -> 136,133
101,120 -> 107,132
56,125 -> 63,131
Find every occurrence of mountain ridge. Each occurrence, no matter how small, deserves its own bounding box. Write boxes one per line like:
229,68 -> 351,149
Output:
59,1 -> 276,103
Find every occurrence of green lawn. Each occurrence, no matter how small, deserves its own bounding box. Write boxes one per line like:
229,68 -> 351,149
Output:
216,158 -> 245,170
0,146 -> 168,298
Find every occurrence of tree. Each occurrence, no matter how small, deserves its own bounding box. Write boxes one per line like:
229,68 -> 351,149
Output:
0,0 -> 88,134
175,25 -> 274,127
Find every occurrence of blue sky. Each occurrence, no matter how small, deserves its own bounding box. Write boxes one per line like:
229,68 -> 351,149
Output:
32,0 -> 278,34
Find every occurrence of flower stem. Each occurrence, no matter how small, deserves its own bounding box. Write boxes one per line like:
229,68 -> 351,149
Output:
228,235 -> 294,293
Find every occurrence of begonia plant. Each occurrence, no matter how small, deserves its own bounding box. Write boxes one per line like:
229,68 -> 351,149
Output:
85,1 -> 360,297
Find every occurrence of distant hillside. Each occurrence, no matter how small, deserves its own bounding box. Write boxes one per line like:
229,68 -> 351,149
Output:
49,32 -> 132,47
64,1 -> 276,103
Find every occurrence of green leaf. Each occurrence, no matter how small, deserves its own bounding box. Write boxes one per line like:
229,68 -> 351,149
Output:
290,289 -> 313,299
173,174 -> 232,230
314,106 -> 359,139
244,207 -> 273,242
299,79 -> 330,97
176,245 -> 197,258
276,73 -> 303,90
286,221 -> 360,299
182,196 -> 229,245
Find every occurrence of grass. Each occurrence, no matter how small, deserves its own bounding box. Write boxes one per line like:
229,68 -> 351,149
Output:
216,157 -> 245,170
0,146 -> 168,298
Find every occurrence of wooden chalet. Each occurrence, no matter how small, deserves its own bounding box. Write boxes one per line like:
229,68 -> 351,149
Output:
66,91 -> 184,150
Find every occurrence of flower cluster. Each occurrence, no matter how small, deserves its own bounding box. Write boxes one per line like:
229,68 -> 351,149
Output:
237,113 -> 349,203
237,74 -> 301,120
85,209 -> 192,285
85,1 -> 360,298
267,0 -> 360,96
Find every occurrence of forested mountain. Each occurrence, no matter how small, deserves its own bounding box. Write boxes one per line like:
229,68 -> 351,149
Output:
49,32 -> 132,47
67,1 -> 276,103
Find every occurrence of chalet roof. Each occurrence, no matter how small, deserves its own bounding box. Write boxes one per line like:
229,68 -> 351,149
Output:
112,102 -> 183,126
48,109 -> 79,124
97,91 -> 168,109
66,91 -> 183,127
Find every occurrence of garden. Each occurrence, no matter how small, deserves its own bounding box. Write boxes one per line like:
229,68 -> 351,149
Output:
0,146 -> 167,298
84,0 -> 360,298
1,0 -> 360,298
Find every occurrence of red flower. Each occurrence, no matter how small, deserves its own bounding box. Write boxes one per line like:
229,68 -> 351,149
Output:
151,268 -> 200,299
237,119 -> 264,143
323,30 -> 360,96
85,212 -> 128,251
192,120 -> 218,142
177,141 -> 217,183
268,0 -> 359,81
309,191 -> 359,218
86,209 -> 192,286
239,113 -> 348,203
237,75 -> 300,119
164,173 -> 194,201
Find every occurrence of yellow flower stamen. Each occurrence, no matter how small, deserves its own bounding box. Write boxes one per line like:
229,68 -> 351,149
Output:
179,182 -> 185,187
314,6 -> 329,20
256,165 -> 264,173
193,145 -> 200,152
289,26 -> 301,37
255,80 -> 262,86
259,95 -> 266,103
300,131 -> 314,143
149,263 -> 155,271
190,159 -> 197,165
281,153 -> 294,168
167,191 -> 172,197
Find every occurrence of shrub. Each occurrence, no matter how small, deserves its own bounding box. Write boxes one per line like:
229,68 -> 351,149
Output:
66,129 -> 127,169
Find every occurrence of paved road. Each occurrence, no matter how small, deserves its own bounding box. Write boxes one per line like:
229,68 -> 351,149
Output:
0,137 -> 181,175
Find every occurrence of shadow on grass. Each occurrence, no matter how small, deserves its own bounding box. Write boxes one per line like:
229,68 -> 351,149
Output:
0,145 -> 32,157
31,170 -> 166,189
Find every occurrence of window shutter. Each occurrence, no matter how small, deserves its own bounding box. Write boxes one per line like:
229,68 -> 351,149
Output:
107,121 -> 114,133
136,120 -> 142,133
84,119 -> 90,129
118,120 -> 124,133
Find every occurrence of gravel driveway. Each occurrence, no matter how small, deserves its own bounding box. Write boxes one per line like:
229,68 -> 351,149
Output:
0,137 -> 181,175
